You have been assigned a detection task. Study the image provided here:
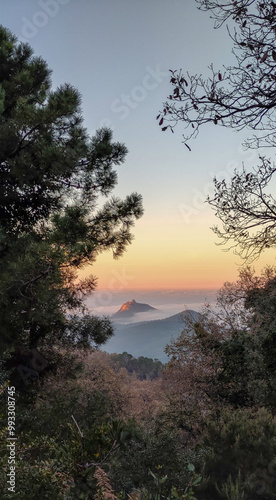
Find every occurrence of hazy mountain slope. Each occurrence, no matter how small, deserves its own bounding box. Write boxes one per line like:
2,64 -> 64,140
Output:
104,309 -> 200,363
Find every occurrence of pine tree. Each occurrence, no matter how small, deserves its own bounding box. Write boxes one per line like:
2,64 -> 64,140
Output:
0,26 -> 143,352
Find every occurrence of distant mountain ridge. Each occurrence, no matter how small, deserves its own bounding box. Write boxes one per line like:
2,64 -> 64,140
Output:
113,299 -> 157,319
105,309 -> 201,363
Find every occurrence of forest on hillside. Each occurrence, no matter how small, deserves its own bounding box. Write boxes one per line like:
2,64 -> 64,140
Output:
2,1 -> 276,498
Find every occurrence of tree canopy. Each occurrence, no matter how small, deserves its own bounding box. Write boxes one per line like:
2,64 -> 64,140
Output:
208,156 -> 276,261
158,0 -> 276,150
158,0 -> 276,262
0,26 -> 143,353
4,14 -> 276,500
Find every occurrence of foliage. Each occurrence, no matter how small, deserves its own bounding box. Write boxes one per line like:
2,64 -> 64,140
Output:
0,25 -> 143,354
110,352 -> 164,380
199,407 -> 276,499
64,315 -> 114,349
0,349 -> 199,499
3,14 -> 276,500
165,267 -> 276,412
163,267 -> 276,499
3,266 -> 276,498
216,471 -> 245,500
0,423 -> 76,499
157,0 -> 276,262
158,0 -> 276,149
94,467 -> 117,500
207,156 -> 276,262
108,430 -> 196,496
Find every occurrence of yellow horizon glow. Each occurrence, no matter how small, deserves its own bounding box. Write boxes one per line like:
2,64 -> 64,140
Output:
79,214 -> 276,291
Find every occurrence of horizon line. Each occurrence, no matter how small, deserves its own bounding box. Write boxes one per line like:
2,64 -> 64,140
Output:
93,287 -> 219,292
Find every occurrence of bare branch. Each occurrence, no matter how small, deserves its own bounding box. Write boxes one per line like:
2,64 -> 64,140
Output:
208,156 -> 276,261
158,0 -> 276,149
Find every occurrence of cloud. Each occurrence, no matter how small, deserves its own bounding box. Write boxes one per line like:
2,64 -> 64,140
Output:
85,289 -> 217,322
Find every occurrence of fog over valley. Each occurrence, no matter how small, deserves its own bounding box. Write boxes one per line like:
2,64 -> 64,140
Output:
85,288 -> 217,323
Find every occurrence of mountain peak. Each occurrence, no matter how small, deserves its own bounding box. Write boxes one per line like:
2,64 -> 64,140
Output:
113,299 -> 156,318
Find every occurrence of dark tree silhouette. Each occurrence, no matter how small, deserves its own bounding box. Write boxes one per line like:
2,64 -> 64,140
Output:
0,26 -> 143,351
158,0 -> 276,262
158,0 -> 276,150
208,156 -> 276,261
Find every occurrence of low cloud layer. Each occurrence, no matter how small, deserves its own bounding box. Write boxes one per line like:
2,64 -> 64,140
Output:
85,289 -> 217,323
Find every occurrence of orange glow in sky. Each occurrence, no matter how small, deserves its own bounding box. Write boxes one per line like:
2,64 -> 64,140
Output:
3,1 -> 274,294
80,212 -> 276,291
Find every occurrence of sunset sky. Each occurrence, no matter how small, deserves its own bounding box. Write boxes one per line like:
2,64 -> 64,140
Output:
2,0 -> 276,291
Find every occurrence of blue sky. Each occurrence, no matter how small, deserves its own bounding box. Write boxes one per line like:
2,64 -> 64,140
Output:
2,0 -> 275,291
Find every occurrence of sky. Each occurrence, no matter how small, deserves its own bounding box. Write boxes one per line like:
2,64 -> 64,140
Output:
1,0 -> 276,295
